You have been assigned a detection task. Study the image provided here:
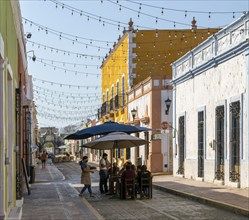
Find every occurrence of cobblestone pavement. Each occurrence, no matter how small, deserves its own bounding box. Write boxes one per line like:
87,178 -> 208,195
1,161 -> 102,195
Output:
22,161 -> 102,220
55,162 -> 248,220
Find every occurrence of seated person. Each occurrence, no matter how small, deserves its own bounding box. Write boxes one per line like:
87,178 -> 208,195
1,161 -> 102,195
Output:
121,164 -> 135,180
108,162 -> 120,194
139,165 -> 151,196
108,162 -> 120,176
118,161 -> 131,176
121,164 -> 135,199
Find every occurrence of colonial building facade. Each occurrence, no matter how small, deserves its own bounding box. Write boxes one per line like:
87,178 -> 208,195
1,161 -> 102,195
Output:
172,13 -> 249,188
0,1 -> 37,219
127,76 -> 173,172
99,19 -> 219,169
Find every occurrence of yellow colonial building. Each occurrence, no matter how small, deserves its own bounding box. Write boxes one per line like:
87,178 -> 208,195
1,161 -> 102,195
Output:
99,18 -> 219,169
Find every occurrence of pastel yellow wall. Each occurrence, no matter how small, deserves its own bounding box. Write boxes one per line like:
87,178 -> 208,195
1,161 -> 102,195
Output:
101,34 -> 129,123
0,0 -> 19,215
133,29 -> 220,85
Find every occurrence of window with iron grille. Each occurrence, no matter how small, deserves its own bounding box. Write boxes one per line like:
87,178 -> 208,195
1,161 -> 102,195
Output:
229,101 -> 240,182
122,76 -> 125,106
106,91 -> 109,112
198,111 -> 204,178
115,81 -> 119,108
177,116 -> 185,175
215,106 -> 225,180
144,132 -> 149,160
110,86 -> 114,111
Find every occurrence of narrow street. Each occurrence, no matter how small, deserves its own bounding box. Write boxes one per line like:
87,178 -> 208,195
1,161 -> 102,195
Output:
53,161 -> 247,220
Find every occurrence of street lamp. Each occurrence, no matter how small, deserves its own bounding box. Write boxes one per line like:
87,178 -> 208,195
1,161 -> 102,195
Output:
27,50 -> 36,62
26,32 -> 32,39
165,97 -> 172,115
131,108 -> 137,121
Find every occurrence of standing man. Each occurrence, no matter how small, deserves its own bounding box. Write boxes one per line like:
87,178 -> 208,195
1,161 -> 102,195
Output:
99,153 -> 109,194
41,150 -> 47,168
79,156 -> 94,197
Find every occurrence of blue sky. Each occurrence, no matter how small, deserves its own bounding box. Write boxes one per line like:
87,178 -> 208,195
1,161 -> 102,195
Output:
20,0 -> 249,128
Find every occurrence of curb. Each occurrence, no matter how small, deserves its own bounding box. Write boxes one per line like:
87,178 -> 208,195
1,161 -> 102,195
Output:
153,183 -> 249,218
152,172 -> 172,176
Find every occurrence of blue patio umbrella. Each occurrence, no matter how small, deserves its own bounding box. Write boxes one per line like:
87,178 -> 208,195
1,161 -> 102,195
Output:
64,121 -> 151,140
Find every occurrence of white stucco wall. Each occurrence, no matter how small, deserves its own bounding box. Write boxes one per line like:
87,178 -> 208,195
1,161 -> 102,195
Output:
174,48 -> 248,187
161,90 -> 173,172
129,92 -> 151,165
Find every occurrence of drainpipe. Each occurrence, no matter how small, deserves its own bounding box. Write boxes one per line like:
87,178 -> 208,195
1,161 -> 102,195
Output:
0,58 -> 7,220
246,45 -> 249,186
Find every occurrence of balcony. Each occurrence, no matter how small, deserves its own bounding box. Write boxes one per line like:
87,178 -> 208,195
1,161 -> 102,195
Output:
114,94 -> 126,110
98,108 -> 102,120
114,95 -> 119,109
110,98 -> 114,112
99,95 -> 127,119
101,102 -> 107,117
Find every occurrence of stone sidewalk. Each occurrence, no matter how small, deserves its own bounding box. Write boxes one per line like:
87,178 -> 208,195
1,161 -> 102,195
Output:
21,161 -> 103,220
152,175 -> 249,217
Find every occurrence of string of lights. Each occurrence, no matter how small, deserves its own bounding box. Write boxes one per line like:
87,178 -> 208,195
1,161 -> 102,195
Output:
27,30 -> 217,66
35,59 -> 101,76
23,17 -> 218,49
49,0 -> 154,30
33,84 -> 101,97
37,107 -> 98,117
23,17 -> 110,50
36,105 -> 98,115
37,111 -> 97,123
125,0 -> 245,17
35,93 -> 100,104
37,111 -> 88,121
29,56 -> 101,68
33,77 -> 100,89
34,97 -> 100,109
107,0 -> 198,28
26,40 -> 104,60
49,0 -> 223,31
35,59 -> 137,77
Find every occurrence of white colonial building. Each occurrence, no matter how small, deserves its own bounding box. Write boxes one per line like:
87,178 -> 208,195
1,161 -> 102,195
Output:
172,12 -> 249,188
127,76 -> 173,173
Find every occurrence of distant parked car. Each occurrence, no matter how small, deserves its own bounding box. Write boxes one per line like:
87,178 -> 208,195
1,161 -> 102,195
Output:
48,152 -> 55,159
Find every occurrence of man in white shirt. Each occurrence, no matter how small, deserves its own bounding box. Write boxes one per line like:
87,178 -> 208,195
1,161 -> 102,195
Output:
99,153 -> 109,193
